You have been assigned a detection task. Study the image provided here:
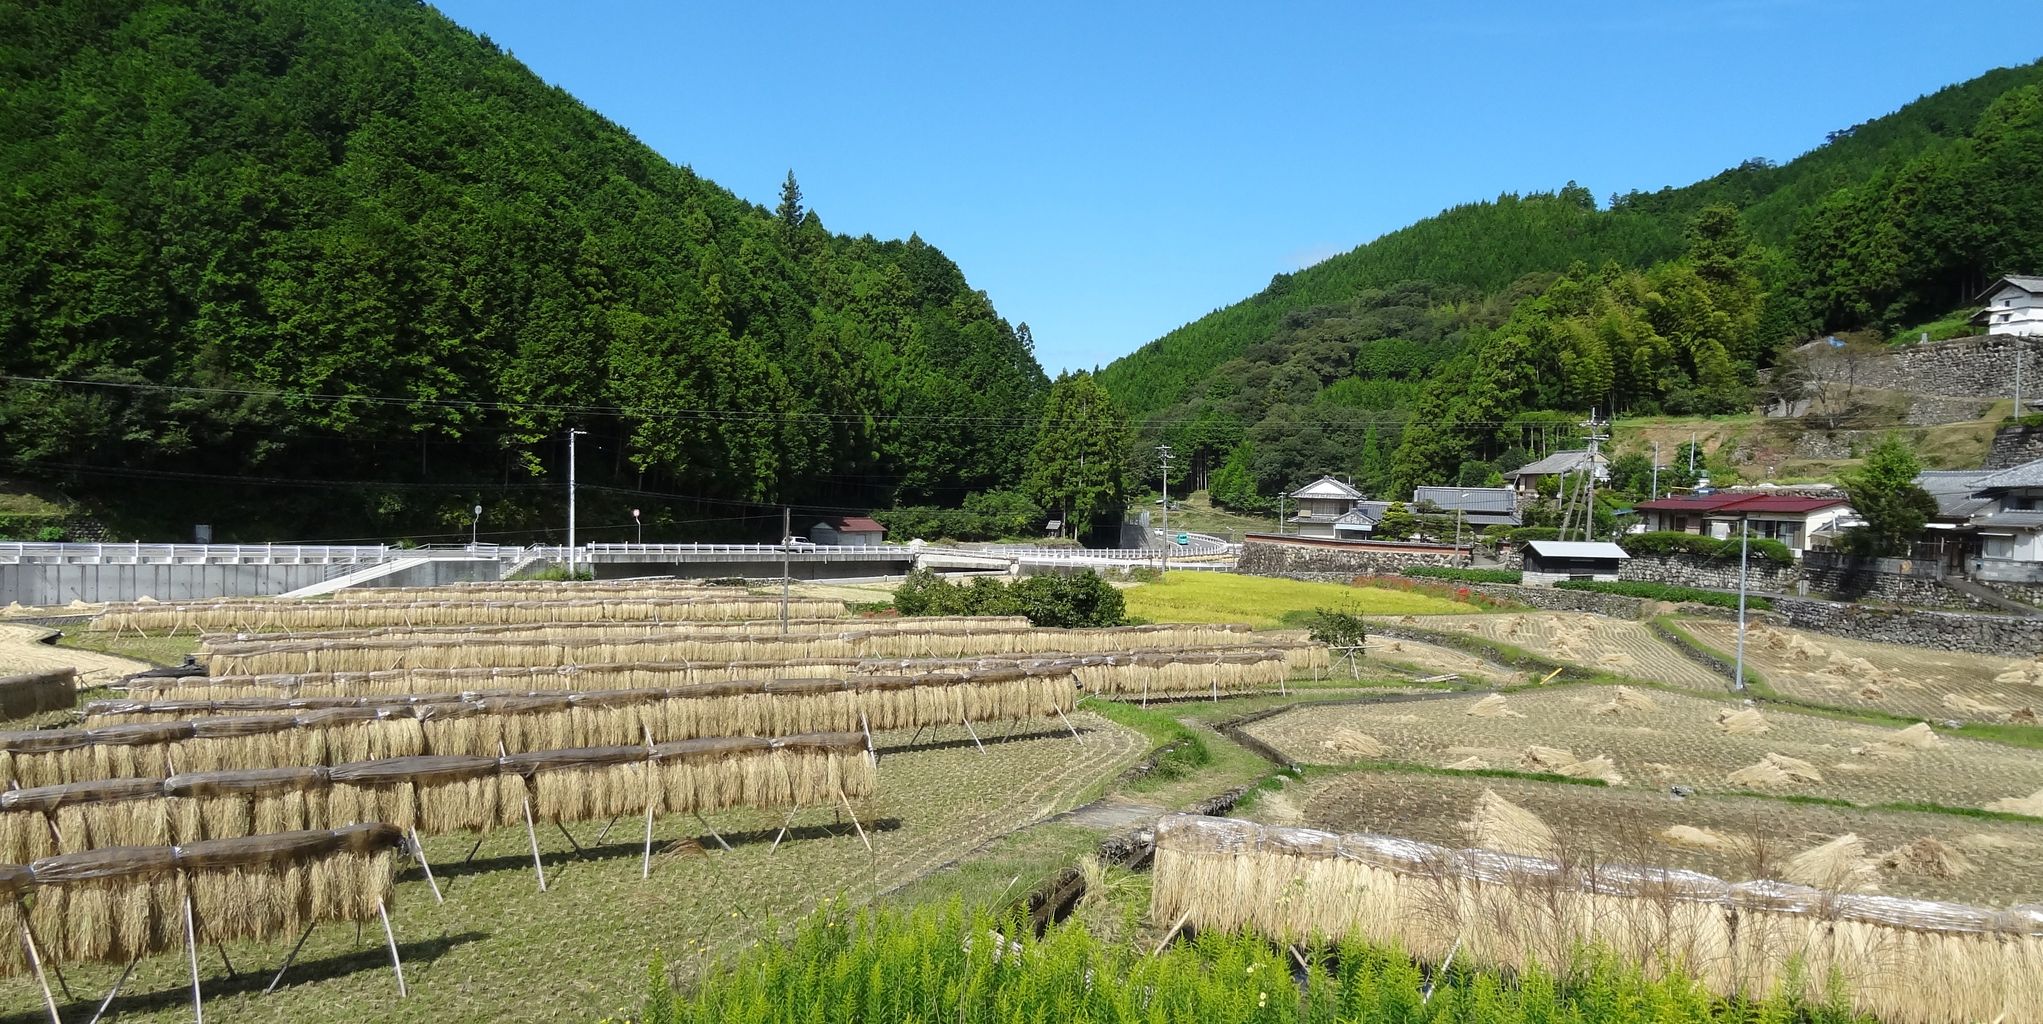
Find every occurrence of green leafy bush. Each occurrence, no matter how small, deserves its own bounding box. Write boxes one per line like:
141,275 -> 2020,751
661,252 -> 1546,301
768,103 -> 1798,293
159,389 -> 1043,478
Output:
1302,607 -> 1369,647
1556,579 -> 1774,611
892,569 -> 1124,627
1621,530 -> 1794,567
1403,566 -> 1523,584
871,490 -> 1045,542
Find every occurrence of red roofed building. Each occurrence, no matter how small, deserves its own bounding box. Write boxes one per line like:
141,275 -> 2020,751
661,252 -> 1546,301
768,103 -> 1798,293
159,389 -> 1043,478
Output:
809,515 -> 887,546
1632,493 -> 1854,557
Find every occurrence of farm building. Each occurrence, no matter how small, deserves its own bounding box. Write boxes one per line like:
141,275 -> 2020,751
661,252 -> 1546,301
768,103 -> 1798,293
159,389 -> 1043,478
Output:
1286,476 -> 1367,539
1520,540 -> 1629,585
1503,450 -> 1607,499
809,515 -> 887,546
1632,492 -> 1851,557
1968,274 -> 2043,337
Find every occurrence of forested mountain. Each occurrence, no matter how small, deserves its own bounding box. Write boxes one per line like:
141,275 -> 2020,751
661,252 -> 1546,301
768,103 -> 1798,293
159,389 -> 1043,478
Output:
1103,60 -> 2043,505
0,0 -> 1045,539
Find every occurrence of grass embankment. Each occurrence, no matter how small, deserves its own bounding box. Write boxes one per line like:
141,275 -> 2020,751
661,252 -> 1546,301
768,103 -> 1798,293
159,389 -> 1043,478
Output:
1123,572 -> 1472,628
54,630 -> 201,668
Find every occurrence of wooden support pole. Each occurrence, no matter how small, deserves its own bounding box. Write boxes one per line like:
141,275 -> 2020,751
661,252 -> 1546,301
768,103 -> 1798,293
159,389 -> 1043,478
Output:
522,794 -> 548,892
19,923 -> 60,1024
640,796 -> 656,880
183,895 -> 205,1024
1054,705 -> 1081,740
461,835 -> 485,867
960,717 -> 985,754
264,923 -> 316,995
1150,910 -> 1191,955
216,942 -> 238,980
86,957 -> 140,1024
408,827 -> 443,903
836,788 -> 872,853
692,813 -> 732,852
377,898 -> 407,998
769,805 -> 799,855
596,814 -> 621,844
556,820 -> 587,857
858,712 -> 875,759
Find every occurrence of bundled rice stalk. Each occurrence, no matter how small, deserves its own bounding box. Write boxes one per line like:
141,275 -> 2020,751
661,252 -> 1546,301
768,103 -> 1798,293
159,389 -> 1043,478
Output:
25,846 -> 185,964
199,614 -> 1030,648
0,668 -> 78,722
1467,694 -> 1524,719
1151,814 -> 2043,1024
1726,753 -> 1824,788
1715,707 -> 1770,735
100,595 -> 849,635
1880,836 -> 1972,878
1591,686 -> 1657,716
0,864 -> 25,977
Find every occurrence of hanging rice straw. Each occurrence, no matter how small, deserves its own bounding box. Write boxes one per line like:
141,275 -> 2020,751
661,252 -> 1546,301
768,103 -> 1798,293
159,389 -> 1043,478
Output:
0,668 -> 78,722
198,614 -> 1032,646
94,595 -> 848,635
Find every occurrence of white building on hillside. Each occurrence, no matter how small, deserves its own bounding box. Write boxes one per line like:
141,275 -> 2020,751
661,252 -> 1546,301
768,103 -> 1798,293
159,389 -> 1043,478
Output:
1970,275 -> 2043,337
1287,476 -> 1364,540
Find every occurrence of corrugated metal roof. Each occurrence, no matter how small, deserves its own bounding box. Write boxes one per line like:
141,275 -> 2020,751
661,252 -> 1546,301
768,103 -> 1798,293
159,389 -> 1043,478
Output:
1525,540 -> 1631,559
1412,486 -> 1516,512
1289,475 -> 1364,500
1505,450 -> 1607,478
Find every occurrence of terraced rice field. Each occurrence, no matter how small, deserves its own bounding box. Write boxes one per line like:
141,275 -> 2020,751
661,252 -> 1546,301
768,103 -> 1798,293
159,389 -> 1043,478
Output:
1255,768 -> 2043,907
0,714 -> 1146,1024
1363,635 -> 1528,685
1244,686 -> 2043,810
1397,612 -> 1727,689
1681,618 -> 2043,725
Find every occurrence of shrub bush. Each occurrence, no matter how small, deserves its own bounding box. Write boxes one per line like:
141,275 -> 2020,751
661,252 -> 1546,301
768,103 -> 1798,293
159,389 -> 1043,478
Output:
1620,530 -> 1794,567
871,489 -> 1044,542
892,568 -> 1125,627
1403,566 -> 1523,584
1555,579 -> 1774,611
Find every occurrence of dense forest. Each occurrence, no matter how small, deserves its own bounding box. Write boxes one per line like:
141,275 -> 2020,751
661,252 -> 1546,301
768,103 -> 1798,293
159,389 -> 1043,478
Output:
1104,61 -> 2043,506
0,0 -> 1046,540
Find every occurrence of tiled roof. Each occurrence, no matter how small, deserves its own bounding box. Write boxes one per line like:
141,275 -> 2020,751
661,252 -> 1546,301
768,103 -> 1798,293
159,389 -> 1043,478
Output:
1289,475 -> 1364,500
1635,494 -> 1847,515
1976,275 -> 2043,302
825,516 -> 886,533
1915,470 -> 1996,518
1334,502 -> 1390,525
1973,457 -> 2043,491
1506,450 -> 1607,478
1412,486 -> 1516,513
1972,510 -> 2043,530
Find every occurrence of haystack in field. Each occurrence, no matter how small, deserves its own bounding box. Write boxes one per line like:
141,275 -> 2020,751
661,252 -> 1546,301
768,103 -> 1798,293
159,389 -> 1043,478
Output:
1320,729 -> 1385,759
1518,746 -> 1577,772
1660,824 -> 1737,850
1726,753 -> 1823,788
1986,788 -> 2043,817
1551,755 -> 1623,784
1151,813 -> 2043,1024
1443,756 -> 1489,770
1591,686 -> 1656,716
1467,695 -> 1525,719
1879,836 -> 1971,878
1714,707 -> 1769,735
1783,833 -> 1880,892
1941,693 -> 2010,716
1464,789 -> 1553,855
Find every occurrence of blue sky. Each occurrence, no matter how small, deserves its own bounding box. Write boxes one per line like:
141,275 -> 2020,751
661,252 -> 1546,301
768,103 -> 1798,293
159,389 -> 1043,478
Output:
431,1 -> 2038,374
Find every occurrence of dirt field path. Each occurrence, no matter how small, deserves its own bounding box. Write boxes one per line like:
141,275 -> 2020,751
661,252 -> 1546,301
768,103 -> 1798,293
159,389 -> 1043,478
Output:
0,622 -> 147,685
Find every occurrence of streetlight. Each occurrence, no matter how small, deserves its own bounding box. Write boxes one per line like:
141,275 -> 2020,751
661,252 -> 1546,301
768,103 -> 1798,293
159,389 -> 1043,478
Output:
632,508 -> 642,545
1733,513 -> 1750,692
470,505 -> 482,548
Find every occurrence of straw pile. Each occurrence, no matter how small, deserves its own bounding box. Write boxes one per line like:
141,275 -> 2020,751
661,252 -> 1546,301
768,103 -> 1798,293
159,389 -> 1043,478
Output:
0,668 -> 78,722
199,615 -> 1031,646
1660,824 -> 1738,851
1726,753 -> 1824,788
130,645 -> 1305,701
1591,686 -> 1656,716
15,823 -> 400,967
1784,833 -> 1880,892
1881,837 -> 1972,879
1320,729 -> 1385,759
95,595 -> 848,634
1714,707 -> 1769,735
1986,788 -> 2043,817
0,712 -> 429,787
1463,789 -> 1553,855
1153,813 -> 2043,1024
0,736 -> 875,852
1466,695 -> 1524,719
200,622 -> 1265,676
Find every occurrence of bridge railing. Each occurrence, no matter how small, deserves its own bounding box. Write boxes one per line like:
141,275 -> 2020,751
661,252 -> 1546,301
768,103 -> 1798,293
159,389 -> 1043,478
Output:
0,542 -> 511,566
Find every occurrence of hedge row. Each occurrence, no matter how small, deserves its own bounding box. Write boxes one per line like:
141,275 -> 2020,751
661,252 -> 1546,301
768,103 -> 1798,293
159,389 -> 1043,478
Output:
1620,530 -> 1795,567
1555,579 -> 1774,612
892,569 -> 1125,628
1402,566 -> 1524,584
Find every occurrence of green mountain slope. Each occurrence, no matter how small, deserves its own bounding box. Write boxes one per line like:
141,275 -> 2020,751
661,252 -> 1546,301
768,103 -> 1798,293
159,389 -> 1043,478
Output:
0,0 -> 1045,539
1100,60 -> 2043,424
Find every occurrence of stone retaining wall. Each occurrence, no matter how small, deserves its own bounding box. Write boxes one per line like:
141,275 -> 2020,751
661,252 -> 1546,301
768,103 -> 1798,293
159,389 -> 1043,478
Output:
1618,553 -> 1800,594
1799,566 -> 1978,610
1985,426 -> 2043,470
1773,598 -> 2043,656
1798,334 -> 2030,398
1238,538 -> 1466,578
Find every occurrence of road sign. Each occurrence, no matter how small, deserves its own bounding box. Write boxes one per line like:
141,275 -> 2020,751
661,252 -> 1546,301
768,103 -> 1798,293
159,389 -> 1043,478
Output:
1176,533 -> 1189,546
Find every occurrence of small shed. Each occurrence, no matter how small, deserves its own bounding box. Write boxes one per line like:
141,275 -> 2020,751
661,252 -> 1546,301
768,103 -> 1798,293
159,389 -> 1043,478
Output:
1521,540 -> 1630,586
810,515 -> 887,546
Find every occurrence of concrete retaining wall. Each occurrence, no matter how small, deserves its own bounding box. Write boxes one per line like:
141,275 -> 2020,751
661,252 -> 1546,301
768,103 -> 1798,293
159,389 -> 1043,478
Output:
2,563 -> 334,605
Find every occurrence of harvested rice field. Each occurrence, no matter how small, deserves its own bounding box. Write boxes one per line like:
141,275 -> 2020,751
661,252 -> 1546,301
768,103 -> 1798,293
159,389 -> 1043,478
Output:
1122,571 -> 1473,627
1361,635 -> 1528,685
1397,611 -> 1727,689
1244,686 -> 2043,810
0,621 -> 147,686
0,713 -> 1147,1024
1681,617 -> 2043,725
1253,768 -> 2043,907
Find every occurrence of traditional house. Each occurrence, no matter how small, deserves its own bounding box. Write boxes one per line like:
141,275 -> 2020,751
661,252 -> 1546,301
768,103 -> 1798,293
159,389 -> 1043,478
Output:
1504,450 -> 1609,499
1960,459 -> 2043,570
1329,501 -> 1393,539
809,515 -> 887,546
1969,275 -> 2043,337
1287,476 -> 1365,539
1521,540 -> 1630,585
1632,492 -> 1852,558
1410,486 -> 1521,528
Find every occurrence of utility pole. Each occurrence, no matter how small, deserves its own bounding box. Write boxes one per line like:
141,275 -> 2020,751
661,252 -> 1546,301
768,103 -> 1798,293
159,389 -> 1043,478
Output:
1156,444 -> 1174,574
1733,514 -> 1750,692
780,506 -> 791,635
1651,441 -> 1661,500
2017,335 -> 2026,420
1580,411 -> 1608,541
566,429 -> 587,578
471,504 -> 482,548
1277,492 -> 1285,536
1688,432 -> 1697,476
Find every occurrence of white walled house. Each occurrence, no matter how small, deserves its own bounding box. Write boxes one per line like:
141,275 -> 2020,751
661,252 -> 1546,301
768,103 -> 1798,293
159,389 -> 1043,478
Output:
1287,476 -> 1365,539
1970,275 -> 2043,337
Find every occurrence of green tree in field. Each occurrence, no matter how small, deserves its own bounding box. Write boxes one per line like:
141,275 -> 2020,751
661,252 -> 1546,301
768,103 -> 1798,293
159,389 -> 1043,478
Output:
1838,433 -> 1938,556
1025,371 -> 1129,539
